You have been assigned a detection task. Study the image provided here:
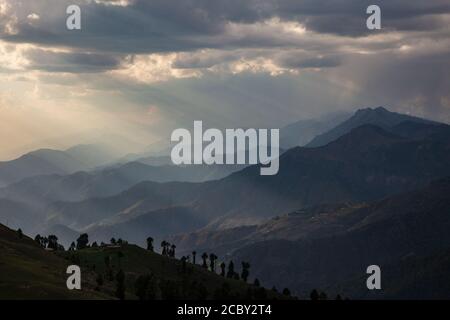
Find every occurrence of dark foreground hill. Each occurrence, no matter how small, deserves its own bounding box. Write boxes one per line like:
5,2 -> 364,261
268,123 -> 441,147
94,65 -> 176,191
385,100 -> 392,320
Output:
0,224 -> 107,299
0,224 -> 285,300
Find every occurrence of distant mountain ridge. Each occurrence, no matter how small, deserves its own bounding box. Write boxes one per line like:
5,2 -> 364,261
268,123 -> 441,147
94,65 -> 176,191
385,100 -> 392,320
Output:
280,111 -> 350,149
40,120 -> 450,244
306,106 -> 437,147
231,177 -> 450,299
0,144 -> 119,187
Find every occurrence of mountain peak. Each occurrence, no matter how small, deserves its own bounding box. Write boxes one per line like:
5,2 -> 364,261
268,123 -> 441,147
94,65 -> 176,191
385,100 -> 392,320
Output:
356,106 -> 389,114
307,107 -> 437,148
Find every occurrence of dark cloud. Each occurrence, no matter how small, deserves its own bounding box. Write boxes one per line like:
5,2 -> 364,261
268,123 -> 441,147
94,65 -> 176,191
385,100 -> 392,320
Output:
0,0 -> 449,123
2,0 -> 450,54
277,53 -> 342,69
24,49 -> 125,72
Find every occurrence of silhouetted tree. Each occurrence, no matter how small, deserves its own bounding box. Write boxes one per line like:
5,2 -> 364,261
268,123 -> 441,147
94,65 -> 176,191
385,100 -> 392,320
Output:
170,244 -> 176,257
201,252 -> 208,269
76,233 -> 89,250
17,228 -> 23,239
92,241 -> 98,248
226,261 -> 235,278
282,288 -> 291,296
34,234 -> 44,247
69,242 -> 76,251
115,269 -> 126,300
57,244 -> 65,251
192,251 -> 197,264
47,235 -> 58,250
272,286 -> 278,293
241,262 -> 250,282
110,237 -> 116,245
117,238 -> 124,245
41,236 -> 48,248
220,262 -> 226,277
310,289 -> 319,301
161,241 -> 168,255
209,254 -> 217,272
146,237 -> 154,251
253,278 -> 260,287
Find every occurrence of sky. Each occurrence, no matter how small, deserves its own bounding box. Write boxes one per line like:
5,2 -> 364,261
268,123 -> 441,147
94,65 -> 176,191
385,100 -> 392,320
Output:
0,0 -> 449,160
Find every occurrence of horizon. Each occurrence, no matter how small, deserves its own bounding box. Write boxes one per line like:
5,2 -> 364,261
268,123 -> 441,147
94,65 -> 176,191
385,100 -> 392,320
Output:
0,105 -> 446,162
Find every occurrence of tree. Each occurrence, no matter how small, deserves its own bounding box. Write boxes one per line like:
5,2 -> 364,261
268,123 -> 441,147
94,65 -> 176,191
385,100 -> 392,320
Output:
241,262 -> 250,282
34,234 -> 43,247
310,289 -> 319,301
226,261 -> 235,278
201,252 -> 208,269
76,233 -> 89,250
146,237 -> 154,251
17,228 -> 23,239
92,241 -> 98,248
69,242 -> 76,251
170,244 -> 176,258
209,254 -> 217,272
47,235 -> 58,250
41,236 -> 48,248
115,269 -> 126,300
253,278 -> 260,287
192,251 -> 197,264
282,288 -> 291,296
161,241 -> 168,255
220,262 -> 226,277
110,237 -> 116,245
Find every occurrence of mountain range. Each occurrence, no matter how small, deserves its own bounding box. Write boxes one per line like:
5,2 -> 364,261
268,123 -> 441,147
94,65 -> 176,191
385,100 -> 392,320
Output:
2,106 -> 450,299
41,118 -> 450,248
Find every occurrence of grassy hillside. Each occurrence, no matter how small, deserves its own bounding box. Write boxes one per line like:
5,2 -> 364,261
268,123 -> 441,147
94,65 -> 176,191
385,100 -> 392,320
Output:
0,224 -> 285,300
58,244 -> 285,300
0,224 -> 108,299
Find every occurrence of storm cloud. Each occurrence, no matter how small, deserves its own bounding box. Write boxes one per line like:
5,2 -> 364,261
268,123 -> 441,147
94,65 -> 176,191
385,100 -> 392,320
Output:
0,0 -> 449,159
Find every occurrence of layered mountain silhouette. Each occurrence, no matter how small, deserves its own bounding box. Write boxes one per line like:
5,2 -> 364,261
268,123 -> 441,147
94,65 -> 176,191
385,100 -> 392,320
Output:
0,144 -> 117,187
230,177 -> 450,299
0,161 -> 245,204
2,107 -> 450,299
35,119 -> 450,247
280,111 -> 350,149
306,106 -> 436,147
